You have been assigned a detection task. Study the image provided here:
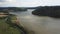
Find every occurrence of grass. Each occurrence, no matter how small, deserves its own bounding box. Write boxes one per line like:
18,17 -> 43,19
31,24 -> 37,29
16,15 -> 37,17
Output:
0,18 -> 21,34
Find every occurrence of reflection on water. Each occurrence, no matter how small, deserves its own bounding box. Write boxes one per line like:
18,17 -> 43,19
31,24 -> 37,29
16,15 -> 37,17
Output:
10,9 -> 60,34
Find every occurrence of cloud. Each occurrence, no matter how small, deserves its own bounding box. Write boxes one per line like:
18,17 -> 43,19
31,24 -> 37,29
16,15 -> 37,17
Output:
0,0 -> 41,7
19,0 -> 60,7
40,0 -> 60,6
0,0 -> 16,2
0,0 -> 6,2
0,0 -> 19,7
20,1 -> 40,7
0,0 -> 60,7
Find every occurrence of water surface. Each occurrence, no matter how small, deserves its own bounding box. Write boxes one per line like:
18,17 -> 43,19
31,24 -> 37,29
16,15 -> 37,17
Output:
10,9 -> 60,34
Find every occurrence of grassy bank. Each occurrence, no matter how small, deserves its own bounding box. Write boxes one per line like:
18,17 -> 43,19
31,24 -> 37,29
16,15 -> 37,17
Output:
0,19 -> 22,34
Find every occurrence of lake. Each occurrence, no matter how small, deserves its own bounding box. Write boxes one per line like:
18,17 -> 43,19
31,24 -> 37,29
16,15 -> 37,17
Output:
10,9 -> 60,34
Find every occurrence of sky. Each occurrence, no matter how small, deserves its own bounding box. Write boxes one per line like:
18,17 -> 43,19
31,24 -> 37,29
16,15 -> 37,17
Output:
0,0 -> 60,7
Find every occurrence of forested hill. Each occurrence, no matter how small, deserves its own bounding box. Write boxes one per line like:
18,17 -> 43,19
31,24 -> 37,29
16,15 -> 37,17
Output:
32,6 -> 60,18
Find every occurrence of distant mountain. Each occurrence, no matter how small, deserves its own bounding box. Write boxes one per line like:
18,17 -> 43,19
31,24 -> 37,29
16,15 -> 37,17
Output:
0,7 -> 27,11
25,7 -> 37,9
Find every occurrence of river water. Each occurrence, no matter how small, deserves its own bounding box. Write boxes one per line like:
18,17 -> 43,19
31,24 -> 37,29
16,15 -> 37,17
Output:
10,9 -> 60,34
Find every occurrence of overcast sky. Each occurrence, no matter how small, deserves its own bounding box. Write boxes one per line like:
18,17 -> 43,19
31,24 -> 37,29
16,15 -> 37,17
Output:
0,0 -> 60,7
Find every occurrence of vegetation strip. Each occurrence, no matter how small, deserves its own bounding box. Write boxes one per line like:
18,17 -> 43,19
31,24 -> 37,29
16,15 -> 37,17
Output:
0,15 -> 27,34
6,15 -> 27,34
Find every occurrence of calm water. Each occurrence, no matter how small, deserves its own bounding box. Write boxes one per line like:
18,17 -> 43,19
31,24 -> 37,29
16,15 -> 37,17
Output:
10,9 -> 60,34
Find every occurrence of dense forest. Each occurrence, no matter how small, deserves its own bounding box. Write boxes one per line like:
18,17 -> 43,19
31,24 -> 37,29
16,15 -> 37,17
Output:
32,6 -> 60,18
